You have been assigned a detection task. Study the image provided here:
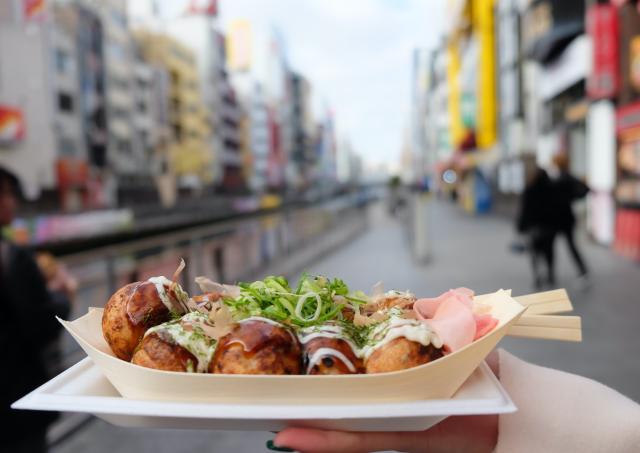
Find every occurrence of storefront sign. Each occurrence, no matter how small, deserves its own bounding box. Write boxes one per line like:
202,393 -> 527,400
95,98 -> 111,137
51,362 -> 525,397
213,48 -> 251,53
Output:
587,4 -> 619,99
56,158 -> 89,188
186,0 -> 217,17
617,4 -> 640,105
0,106 -> 26,145
616,100 -> 640,135
631,37 -> 640,91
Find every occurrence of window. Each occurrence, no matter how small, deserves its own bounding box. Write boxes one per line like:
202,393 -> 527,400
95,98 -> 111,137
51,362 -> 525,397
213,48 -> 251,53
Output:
54,49 -> 68,74
139,131 -> 149,148
173,124 -> 183,140
57,136 -> 77,156
117,140 -> 131,154
58,92 -> 74,113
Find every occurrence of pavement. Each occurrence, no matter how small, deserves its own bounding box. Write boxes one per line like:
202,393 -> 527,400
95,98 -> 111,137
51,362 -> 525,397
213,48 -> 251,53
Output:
52,199 -> 640,453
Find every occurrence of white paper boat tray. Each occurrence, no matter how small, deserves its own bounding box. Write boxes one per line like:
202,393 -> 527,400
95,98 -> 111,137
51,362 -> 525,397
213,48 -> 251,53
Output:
12,357 -> 515,432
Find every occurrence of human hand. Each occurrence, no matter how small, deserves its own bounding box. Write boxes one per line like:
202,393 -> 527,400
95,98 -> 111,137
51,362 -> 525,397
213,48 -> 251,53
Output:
271,415 -> 498,453
50,264 -> 78,301
37,253 -> 78,301
270,350 -> 501,453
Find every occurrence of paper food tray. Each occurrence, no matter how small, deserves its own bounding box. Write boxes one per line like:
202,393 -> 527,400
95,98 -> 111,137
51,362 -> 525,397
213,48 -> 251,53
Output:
12,357 -> 515,432
54,289 -> 525,404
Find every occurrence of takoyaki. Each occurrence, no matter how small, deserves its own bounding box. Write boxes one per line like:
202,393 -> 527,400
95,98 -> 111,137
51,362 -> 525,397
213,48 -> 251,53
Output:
299,324 -> 363,375
131,312 -> 217,372
102,276 -> 189,360
362,317 -> 443,374
210,317 -> 302,375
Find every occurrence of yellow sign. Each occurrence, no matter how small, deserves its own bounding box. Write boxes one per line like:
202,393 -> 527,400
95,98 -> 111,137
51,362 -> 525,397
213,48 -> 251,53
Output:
474,0 -> 497,149
630,36 -> 640,92
227,20 -> 252,72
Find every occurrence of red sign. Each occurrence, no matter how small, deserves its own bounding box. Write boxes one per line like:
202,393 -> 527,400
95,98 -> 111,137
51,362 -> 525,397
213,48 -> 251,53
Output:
0,106 -> 26,144
56,158 -> 89,188
23,0 -> 45,21
185,0 -> 217,17
611,0 -> 629,7
587,4 -> 619,99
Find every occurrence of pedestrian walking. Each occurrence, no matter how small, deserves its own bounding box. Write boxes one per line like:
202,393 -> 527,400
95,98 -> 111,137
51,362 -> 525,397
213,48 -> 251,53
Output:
549,154 -> 590,282
516,167 -> 556,289
0,166 -> 73,453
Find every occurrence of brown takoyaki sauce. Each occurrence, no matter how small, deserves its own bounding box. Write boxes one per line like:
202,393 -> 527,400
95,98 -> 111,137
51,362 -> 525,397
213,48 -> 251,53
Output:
125,281 -> 169,327
303,336 -> 363,375
223,319 -> 297,354
211,319 -> 302,374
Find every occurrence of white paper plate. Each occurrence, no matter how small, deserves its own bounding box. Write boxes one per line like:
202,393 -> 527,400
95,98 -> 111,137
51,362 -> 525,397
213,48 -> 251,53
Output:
12,358 -> 515,432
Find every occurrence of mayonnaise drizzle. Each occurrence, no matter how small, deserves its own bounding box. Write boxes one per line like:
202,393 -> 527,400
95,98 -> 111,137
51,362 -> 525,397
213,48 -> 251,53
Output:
147,276 -> 188,314
306,347 -> 357,374
144,312 -> 217,373
298,325 -> 360,355
359,317 -> 442,360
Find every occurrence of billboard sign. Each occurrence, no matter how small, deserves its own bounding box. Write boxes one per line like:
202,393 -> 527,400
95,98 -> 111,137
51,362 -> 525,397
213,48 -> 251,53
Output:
0,106 -> 26,145
588,4 -> 620,99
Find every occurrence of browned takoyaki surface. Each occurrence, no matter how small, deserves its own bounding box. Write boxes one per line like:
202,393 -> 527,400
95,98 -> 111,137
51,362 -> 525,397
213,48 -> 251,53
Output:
365,337 -> 443,374
102,281 -> 171,361
210,320 -> 302,375
131,333 -> 198,372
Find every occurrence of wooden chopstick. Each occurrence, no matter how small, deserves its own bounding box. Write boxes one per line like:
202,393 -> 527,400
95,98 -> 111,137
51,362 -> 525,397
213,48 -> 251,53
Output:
514,288 -> 573,315
508,314 -> 582,342
505,289 -> 582,342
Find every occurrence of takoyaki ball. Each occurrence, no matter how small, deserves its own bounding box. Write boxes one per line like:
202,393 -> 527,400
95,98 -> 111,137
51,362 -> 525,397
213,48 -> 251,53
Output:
303,337 -> 363,375
131,333 -> 198,372
210,319 -> 302,375
365,338 -> 443,374
102,278 -> 187,361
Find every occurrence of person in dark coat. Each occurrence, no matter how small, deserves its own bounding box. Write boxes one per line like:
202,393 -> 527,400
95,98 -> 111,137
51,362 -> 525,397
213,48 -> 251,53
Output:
0,167 -> 72,453
550,154 -> 589,279
516,167 -> 556,288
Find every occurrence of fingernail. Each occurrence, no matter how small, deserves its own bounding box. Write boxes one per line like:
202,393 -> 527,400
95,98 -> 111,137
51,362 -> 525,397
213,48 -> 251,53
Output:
266,439 -> 295,452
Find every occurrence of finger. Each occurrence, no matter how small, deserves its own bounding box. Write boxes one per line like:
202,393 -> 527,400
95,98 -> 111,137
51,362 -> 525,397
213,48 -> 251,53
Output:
485,349 -> 500,377
273,428 -> 425,453
273,415 -> 498,453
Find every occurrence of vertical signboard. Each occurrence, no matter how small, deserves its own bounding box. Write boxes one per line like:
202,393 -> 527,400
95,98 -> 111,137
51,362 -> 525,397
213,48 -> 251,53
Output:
587,4 -> 619,99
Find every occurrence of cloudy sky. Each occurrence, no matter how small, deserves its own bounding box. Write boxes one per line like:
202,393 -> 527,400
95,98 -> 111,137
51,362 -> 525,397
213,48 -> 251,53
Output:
143,0 -> 447,168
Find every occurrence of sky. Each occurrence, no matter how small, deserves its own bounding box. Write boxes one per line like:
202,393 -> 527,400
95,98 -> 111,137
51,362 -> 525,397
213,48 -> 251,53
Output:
138,0 -> 447,169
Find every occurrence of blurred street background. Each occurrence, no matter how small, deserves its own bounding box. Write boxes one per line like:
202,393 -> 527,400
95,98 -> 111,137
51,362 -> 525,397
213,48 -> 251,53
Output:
0,0 -> 639,452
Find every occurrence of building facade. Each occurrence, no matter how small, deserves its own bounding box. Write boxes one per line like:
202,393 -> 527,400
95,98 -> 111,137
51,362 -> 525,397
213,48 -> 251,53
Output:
133,30 -> 211,189
0,0 -> 89,209
165,7 -> 244,192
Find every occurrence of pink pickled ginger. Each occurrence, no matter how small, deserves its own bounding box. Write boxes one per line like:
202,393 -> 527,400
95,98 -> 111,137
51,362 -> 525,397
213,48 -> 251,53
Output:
414,287 -> 498,352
